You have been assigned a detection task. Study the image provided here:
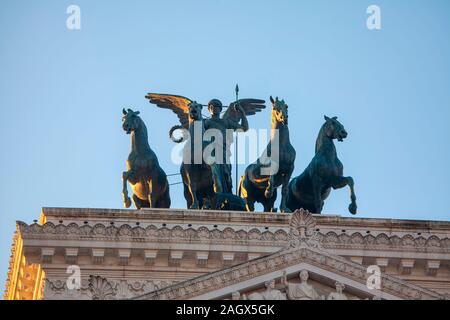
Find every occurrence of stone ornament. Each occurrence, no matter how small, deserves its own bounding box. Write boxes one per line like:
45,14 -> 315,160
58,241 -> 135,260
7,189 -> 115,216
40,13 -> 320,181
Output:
89,275 -> 116,300
231,291 -> 241,300
247,279 -> 287,300
327,282 -> 348,300
288,209 -> 321,248
282,270 -> 324,300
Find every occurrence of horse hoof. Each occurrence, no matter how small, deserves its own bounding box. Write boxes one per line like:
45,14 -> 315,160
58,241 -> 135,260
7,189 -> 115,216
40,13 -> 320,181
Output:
349,203 -> 357,215
124,197 -> 132,209
281,208 -> 292,214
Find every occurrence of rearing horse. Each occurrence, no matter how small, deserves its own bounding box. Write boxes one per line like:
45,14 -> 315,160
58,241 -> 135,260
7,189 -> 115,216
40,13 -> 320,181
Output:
239,96 -> 296,213
286,116 -> 357,214
121,108 -> 171,209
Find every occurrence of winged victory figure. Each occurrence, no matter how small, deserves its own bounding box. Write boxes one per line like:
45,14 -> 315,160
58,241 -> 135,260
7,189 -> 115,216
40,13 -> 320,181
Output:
146,92 -> 265,209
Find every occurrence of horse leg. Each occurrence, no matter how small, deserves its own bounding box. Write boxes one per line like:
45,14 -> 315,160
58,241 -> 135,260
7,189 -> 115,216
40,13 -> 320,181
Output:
279,174 -> 292,213
244,195 -> 255,212
210,163 -> 224,194
147,179 -> 155,208
311,176 -> 324,214
263,201 -> 277,213
332,176 -> 357,215
246,199 -> 255,212
264,175 -> 275,199
183,183 -> 193,209
122,171 -> 132,208
202,197 -> 212,210
155,191 -> 171,209
159,182 -> 171,208
189,184 -> 199,209
132,194 -> 149,210
185,169 -> 199,209
238,174 -> 253,212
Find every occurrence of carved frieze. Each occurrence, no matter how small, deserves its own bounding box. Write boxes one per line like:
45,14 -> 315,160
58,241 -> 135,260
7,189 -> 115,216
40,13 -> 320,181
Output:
16,220 -> 450,252
43,277 -> 176,300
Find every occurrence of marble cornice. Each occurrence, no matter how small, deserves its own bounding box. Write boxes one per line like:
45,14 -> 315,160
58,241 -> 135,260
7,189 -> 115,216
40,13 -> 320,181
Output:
40,207 -> 450,234
16,220 -> 450,253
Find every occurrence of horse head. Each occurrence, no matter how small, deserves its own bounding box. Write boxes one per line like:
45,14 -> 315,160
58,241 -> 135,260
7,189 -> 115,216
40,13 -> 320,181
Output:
122,108 -> 142,134
270,96 -> 288,125
188,101 -> 203,122
322,115 -> 348,142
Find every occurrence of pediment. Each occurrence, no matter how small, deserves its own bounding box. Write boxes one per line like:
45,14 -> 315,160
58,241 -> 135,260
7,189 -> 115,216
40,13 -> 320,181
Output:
134,210 -> 446,301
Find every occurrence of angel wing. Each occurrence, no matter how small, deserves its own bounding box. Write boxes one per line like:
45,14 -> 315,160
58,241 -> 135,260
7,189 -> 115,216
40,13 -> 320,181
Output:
145,93 -> 193,129
223,99 -> 266,122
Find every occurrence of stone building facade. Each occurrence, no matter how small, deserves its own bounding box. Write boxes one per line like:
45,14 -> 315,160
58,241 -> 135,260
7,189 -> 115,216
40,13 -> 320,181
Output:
4,207 -> 450,300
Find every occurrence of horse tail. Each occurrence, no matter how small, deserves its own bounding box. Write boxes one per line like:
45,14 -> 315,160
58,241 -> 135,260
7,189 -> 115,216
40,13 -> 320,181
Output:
169,125 -> 188,143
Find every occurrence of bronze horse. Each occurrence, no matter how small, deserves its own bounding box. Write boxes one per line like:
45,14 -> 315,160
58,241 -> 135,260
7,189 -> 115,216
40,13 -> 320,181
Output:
286,116 -> 357,214
239,97 -> 296,213
121,108 -> 171,209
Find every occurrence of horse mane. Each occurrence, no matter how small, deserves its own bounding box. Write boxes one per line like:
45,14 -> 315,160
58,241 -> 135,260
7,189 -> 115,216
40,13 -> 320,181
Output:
315,123 -> 327,154
136,116 -> 149,141
131,116 -> 152,153
271,108 -> 278,128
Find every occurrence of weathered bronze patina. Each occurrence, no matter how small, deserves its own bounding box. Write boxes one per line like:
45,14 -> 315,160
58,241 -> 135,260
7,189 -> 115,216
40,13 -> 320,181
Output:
238,97 -> 296,213
146,93 -> 265,210
121,108 -> 171,209
286,116 -> 357,214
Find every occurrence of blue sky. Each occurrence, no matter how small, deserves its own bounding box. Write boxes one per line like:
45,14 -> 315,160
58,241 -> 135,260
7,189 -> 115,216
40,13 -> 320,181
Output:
1,0 -> 449,297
